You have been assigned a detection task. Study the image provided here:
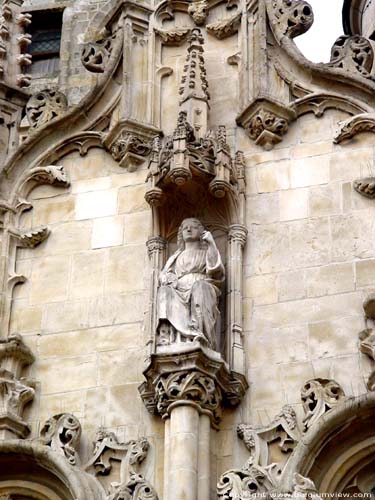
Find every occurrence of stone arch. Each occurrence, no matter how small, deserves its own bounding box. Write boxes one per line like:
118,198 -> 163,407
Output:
283,392 -> 375,495
0,440 -> 105,500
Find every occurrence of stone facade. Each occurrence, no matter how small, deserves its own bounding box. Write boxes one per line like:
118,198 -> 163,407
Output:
0,0 -> 374,498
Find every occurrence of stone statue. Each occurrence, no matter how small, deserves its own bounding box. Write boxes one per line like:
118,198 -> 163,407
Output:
156,218 -> 224,350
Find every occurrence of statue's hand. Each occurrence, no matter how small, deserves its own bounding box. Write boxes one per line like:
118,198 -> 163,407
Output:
201,230 -> 215,246
160,272 -> 178,287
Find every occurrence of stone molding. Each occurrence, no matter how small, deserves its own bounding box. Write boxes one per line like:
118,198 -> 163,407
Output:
154,27 -> 190,46
139,347 -> 248,428
237,97 -> 296,150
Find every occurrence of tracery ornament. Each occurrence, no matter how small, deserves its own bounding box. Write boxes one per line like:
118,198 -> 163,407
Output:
40,413 -> 82,466
301,378 -> 346,431
26,89 -> 68,130
81,27 -> 118,73
328,35 -> 374,79
154,369 -> 222,424
270,0 -> 314,38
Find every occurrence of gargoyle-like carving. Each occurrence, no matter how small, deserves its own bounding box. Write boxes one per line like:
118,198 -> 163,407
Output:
237,405 -> 301,469
217,460 -> 280,499
26,89 -> 68,129
156,218 -> 224,349
353,177 -> 375,199
359,328 -> 375,391
206,12 -> 241,40
292,473 -> 322,499
81,28 -> 117,73
0,368 -> 34,438
301,378 -> 345,431
334,113 -> 375,144
188,0 -> 209,25
110,133 -> 152,165
27,165 -> 69,187
108,474 -> 159,500
270,0 -> 314,38
154,28 -> 190,46
40,413 -> 81,465
155,370 -> 222,425
328,35 -> 374,79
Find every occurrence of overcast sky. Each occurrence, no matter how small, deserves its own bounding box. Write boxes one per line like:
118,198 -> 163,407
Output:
295,0 -> 344,63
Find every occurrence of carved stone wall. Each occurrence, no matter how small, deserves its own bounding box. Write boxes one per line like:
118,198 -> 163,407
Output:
0,0 -> 375,498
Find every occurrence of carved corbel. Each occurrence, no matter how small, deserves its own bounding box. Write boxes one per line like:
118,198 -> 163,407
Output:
154,27 -> 190,46
269,0 -> 314,38
188,0 -> 209,25
206,12 -> 241,40
26,89 -> 68,130
103,119 -> 161,172
328,35 -> 374,80
237,98 -> 296,150
301,378 -> 346,431
40,413 -> 82,465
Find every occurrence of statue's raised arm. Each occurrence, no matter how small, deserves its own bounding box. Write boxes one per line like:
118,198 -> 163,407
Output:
156,218 -> 224,350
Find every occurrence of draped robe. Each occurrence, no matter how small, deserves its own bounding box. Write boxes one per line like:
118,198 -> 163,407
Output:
157,245 -> 224,349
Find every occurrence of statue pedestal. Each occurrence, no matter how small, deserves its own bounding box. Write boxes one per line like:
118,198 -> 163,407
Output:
139,345 -> 248,500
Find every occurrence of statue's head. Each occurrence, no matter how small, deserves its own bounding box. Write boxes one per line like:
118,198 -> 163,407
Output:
177,218 -> 204,249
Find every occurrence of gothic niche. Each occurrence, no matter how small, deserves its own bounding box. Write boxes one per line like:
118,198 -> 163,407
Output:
139,28 -> 248,424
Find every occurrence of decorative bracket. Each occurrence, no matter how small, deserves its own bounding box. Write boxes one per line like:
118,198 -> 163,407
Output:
237,97 -> 296,150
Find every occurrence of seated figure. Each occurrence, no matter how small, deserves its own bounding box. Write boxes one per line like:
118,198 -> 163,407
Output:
156,218 -> 225,350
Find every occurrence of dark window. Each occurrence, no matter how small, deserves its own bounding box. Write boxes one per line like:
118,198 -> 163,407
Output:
27,10 -> 63,76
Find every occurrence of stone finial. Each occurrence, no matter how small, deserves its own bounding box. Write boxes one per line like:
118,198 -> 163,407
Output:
328,35 -> 374,79
301,378 -> 345,431
26,89 -> 68,130
40,413 -> 82,465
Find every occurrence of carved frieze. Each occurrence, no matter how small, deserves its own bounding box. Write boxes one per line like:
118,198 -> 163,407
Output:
328,35 -> 374,79
270,0 -> 314,38
301,378 -> 346,431
40,413 -> 82,465
26,89 -> 68,130
237,98 -> 296,150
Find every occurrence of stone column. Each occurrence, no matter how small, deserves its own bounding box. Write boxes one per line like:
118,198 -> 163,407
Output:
227,224 -> 247,375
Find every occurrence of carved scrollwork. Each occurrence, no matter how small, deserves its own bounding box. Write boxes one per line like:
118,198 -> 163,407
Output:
40,413 -> 82,465
154,28 -> 190,46
301,378 -> 346,431
81,28 -> 117,73
155,370 -> 222,424
328,35 -> 374,79
108,473 -> 159,500
26,165 -> 69,188
206,12 -> 241,40
26,89 -> 68,129
270,0 -> 314,38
